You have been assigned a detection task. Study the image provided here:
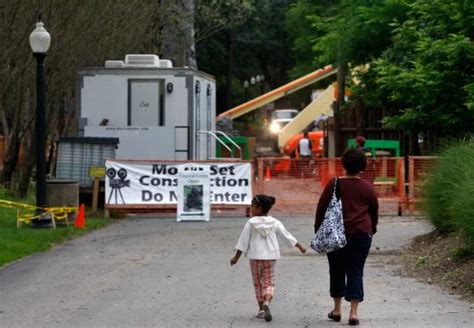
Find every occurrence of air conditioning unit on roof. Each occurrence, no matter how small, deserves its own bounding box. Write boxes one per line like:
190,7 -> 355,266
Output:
124,54 -> 160,68
159,59 -> 173,68
105,60 -> 125,68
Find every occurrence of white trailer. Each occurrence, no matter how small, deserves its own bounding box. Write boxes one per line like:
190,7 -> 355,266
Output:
77,54 -> 216,160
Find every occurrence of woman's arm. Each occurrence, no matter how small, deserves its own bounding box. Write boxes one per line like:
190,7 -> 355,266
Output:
368,187 -> 379,234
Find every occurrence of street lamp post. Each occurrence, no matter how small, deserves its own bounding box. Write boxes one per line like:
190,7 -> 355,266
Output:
29,20 -> 51,227
243,80 -> 249,101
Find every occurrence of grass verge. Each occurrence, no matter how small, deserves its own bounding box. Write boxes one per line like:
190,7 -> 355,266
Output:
0,189 -> 112,268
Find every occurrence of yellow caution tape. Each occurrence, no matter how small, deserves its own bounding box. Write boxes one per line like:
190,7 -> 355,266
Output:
0,199 -> 78,227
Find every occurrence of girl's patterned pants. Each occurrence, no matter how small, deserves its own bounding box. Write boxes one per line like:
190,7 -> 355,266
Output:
250,259 -> 276,302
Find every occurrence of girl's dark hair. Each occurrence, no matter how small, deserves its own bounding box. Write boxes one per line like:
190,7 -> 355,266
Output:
341,148 -> 367,175
253,194 -> 276,214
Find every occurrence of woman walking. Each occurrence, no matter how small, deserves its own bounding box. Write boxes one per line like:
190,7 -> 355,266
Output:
315,148 -> 379,325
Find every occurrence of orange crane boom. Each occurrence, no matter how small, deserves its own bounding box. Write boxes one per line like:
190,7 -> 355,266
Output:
217,65 -> 337,120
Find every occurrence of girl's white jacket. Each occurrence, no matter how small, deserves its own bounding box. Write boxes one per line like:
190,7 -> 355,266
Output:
235,216 -> 298,260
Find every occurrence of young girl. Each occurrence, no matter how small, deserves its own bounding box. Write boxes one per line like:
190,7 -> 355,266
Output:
230,194 -> 306,322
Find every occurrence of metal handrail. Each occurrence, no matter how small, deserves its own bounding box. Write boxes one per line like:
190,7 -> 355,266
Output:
214,131 -> 242,159
196,131 -> 234,159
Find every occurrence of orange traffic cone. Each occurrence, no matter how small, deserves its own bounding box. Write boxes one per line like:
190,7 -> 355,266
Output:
74,204 -> 85,228
264,167 -> 272,181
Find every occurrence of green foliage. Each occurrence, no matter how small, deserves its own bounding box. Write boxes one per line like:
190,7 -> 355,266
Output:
195,0 -> 254,42
452,247 -> 474,262
449,180 -> 474,249
287,0 -> 474,142
424,141 -> 474,247
0,189 -> 112,267
198,0 -> 294,112
286,0 -> 333,78
371,0 -> 474,135
308,0 -> 412,65
416,255 -> 428,266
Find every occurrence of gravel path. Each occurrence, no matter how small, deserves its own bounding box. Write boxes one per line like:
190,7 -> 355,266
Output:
1,215 -> 473,327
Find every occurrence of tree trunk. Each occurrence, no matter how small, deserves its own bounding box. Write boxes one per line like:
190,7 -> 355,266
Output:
0,93 -> 23,186
334,63 -> 347,156
409,131 -> 420,155
1,107 -> 9,137
354,96 -> 365,136
16,131 -> 34,198
161,0 -> 197,69
1,124 -> 20,186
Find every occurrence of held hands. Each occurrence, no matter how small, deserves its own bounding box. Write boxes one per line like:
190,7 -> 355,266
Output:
296,242 -> 307,254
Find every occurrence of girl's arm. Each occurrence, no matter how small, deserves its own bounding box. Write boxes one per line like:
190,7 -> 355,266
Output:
295,242 -> 306,253
275,222 -> 306,253
230,250 -> 242,266
235,222 -> 251,253
231,222 -> 251,266
275,222 -> 298,249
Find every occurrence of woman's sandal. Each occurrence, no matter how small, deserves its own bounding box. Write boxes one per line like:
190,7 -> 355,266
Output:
348,318 -> 360,326
327,311 -> 341,322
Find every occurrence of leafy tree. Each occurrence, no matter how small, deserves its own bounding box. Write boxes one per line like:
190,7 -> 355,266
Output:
0,0 -> 164,196
197,0 -> 295,113
287,0 -> 474,152
302,0 -> 411,66
373,0 -> 474,140
286,0 -> 334,78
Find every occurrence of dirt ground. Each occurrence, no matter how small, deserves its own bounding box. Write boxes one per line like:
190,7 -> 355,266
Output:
1,215 -> 473,327
400,229 -> 474,302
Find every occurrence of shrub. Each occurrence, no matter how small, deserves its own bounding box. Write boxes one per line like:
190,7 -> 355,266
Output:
424,141 -> 474,239
449,178 -> 474,249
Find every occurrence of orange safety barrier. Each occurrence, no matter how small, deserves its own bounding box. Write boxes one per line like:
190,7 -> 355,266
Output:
256,156 -> 411,215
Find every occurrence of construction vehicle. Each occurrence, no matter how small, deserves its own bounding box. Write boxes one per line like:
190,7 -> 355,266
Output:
283,130 -> 324,157
217,65 -> 337,159
268,109 -> 299,134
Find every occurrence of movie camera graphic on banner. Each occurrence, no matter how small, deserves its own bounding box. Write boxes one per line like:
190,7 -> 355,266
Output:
107,168 -> 130,204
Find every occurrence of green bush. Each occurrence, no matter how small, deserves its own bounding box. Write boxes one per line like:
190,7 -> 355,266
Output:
424,141 -> 474,245
450,179 -> 474,248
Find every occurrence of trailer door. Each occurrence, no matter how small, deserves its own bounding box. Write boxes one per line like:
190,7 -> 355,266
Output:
128,79 -> 164,126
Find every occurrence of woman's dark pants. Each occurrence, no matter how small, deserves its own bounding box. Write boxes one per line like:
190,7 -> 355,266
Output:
327,233 -> 372,302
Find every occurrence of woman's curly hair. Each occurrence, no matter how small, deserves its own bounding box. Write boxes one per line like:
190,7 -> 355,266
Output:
341,148 -> 367,175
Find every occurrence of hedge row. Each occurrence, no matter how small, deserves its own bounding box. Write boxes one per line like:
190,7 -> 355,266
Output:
424,141 -> 474,247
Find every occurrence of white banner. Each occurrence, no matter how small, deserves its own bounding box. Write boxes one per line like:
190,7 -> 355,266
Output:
177,164 -> 210,222
105,161 -> 252,206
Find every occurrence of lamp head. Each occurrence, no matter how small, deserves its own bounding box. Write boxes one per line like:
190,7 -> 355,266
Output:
29,21 -> 51,54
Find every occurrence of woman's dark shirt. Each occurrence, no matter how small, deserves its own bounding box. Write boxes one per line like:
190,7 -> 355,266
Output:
314,177 -> 379,235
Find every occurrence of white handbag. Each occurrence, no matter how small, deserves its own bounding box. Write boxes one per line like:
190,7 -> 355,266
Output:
310,178 -> 347,253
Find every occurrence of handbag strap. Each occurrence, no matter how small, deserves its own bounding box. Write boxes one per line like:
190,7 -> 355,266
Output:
332,177 -> 341,201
